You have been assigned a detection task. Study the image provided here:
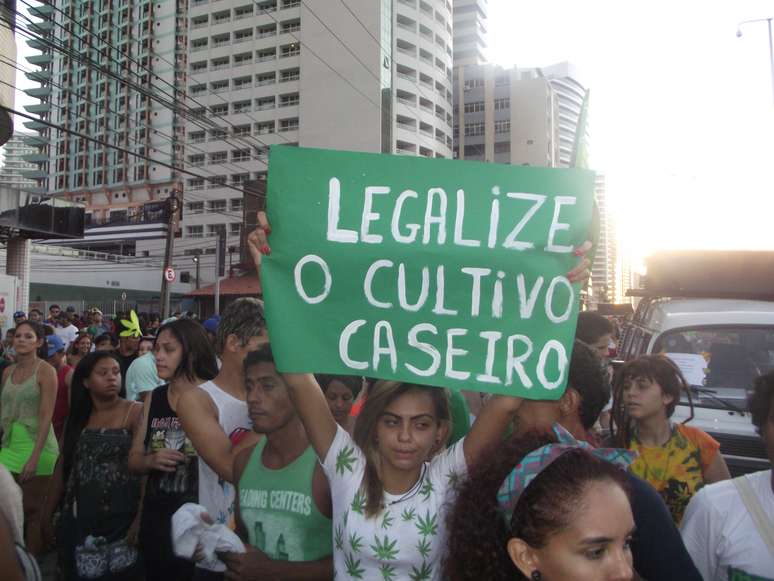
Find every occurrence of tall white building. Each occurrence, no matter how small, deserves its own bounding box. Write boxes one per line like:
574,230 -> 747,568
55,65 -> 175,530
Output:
452,0 -> 487,66
148,0 -> 455,285
0,132 -> 40,190
591,172 -> 617,306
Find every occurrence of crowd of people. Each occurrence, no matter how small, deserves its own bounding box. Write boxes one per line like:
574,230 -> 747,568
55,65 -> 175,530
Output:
0,220 -> 771,581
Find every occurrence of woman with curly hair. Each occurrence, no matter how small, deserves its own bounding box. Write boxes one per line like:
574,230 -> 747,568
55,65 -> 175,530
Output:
444,428 -> 636,581
612,355 -> 730,523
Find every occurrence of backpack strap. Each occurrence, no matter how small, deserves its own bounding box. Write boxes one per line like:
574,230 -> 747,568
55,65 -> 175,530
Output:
733,474 -> 774,558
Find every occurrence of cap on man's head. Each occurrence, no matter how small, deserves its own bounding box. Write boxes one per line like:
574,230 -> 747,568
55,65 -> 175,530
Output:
13,311 -> 25,319
46,334 -> 66,358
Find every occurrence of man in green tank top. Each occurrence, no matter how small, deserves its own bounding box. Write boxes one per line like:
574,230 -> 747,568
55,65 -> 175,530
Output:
218,345 -> 333,579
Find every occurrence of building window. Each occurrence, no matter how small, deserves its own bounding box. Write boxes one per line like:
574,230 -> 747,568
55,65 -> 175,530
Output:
279,117 -> 299,132
494,142 -> 511,154
232,148 -> 251,162
279,92 -> 299,107
211,104 -> 228,115
463,77 -> 483,90
187,201 -> 205,214
211,80 -> 229,94
255,96 -> 275,111
231,175 -> 249,186
230,197 -> 244,211
234,28 -> 253,43
233,100 -> 252,114
464,122 -> 485,137
208,224 -> 227,237
281,0 -> 300,8
232,75 -> 252,90
280,43 -> 300,57
187,178 -> 205,191
189,131 -> 206,144
281,19 -> 300,33
187,225 -> 204,238
232,124 -> 251,137
209,200 -> 227,213
234,5 -> 253,19
255,120 -> 275,134
463,101 -> 484,113
279,68 -> 299,82
234,52 -> 253,66
494,120 -> 511,134
494,98 -> 510,111
256,47 -> 276,62
188,154 -> 205,166
230,223 -> 242,236
209,151 -> 228,164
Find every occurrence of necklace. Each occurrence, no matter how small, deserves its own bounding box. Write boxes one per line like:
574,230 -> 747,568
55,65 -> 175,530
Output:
383,464 -> 428,507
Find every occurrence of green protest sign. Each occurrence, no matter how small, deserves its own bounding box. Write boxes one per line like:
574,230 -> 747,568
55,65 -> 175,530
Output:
262,146 -> 595,399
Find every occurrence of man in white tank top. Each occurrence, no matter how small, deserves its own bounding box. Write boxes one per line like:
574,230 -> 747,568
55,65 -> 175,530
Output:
177,299 -> 266,579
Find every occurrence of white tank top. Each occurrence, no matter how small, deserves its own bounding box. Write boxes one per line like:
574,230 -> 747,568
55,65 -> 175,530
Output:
196,380 -> 252,571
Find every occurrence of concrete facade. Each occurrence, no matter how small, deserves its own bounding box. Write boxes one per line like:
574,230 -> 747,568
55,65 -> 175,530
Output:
0,132 -> 41,191
452,0 -> 486,66
0,0 -> 16,147
590,172 -> 617,307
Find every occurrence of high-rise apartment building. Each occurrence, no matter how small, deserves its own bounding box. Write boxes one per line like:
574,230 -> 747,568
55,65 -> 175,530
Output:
590,172 -> 617,306
453,61 -> 585,168
0,132 -> 41,190
452,0 -> 486,66
22,0 -> 189,253
145,0 -> 455,284
22,0 -> 459,285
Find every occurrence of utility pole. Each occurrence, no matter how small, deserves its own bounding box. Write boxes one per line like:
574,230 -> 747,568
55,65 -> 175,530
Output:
214,230 -> 226,315
160,192 -> 180,319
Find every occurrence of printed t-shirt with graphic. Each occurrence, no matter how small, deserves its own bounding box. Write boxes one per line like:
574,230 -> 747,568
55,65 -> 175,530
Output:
238,438 -> 331,562
680,470 -> 774,581
322,425 -> 467,581
196,380 -> 253,572
144,385 -> 198,507
628,423 -> 720,523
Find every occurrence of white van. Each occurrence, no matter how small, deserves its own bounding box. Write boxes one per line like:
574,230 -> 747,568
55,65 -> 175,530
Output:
618,295 -> 772,476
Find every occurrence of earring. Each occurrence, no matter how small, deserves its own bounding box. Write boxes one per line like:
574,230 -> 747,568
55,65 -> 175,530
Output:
531,572 -> 542,581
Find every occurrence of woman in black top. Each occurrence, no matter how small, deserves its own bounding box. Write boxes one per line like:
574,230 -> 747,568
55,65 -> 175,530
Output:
128,319 -> 218,581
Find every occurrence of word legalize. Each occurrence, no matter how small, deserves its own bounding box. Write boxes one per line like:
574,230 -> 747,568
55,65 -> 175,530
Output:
262,146 -> 595,399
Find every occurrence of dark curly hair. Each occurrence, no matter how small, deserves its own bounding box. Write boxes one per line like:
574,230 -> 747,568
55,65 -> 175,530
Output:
315,373 -> 362,399
611,354 -> 692,447
749,371 -> 774,435
444,432 -> 630,581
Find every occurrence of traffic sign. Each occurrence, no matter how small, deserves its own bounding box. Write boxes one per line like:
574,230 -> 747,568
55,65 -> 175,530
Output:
120,291 -> 127,301
164,267 -> 176,283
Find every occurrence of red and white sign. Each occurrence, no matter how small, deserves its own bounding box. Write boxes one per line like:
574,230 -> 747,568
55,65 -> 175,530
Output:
164,267 -> 176,283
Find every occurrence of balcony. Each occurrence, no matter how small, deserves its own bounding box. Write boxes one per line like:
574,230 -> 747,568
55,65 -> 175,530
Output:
87,201 -> 170,229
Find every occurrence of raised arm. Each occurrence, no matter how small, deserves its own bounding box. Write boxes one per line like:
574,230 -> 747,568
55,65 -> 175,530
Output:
282,373 -> 338,462
462,394 -> 523,468
177,388 -> 260,483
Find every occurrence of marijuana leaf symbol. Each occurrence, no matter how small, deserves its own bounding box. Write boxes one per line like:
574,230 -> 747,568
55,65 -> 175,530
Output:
447,470 -> 460,488
380,511 -> 394,530
401,507 -> 416,522
120,310 -> 142,338
370,534 -> 399,561
419,478 -> 434,500
416,536 -> 432,559
335,523 -> 344,551
379,563 -> 397,581
344,552 -> 365,579
336,446 -> 357,475
409,560 -> 433,581
348,531 -> 364,554
416,510 -> 438,538
351,490 -> 366,515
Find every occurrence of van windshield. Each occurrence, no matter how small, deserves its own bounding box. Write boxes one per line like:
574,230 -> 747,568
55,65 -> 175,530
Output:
653,326 -> 774,409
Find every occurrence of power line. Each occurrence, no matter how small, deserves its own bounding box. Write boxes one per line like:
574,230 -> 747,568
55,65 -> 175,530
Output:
16,0 -> 291,152
0,104 -> 257,195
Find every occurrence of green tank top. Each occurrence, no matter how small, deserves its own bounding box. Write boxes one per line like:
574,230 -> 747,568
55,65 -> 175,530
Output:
0,361 -> 58,453
238,439 -> 332,562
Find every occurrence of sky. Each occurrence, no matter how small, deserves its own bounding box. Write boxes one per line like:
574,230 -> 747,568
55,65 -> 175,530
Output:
486,0 -> 774,265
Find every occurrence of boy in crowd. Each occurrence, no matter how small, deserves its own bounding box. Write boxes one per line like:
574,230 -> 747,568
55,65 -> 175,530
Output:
218,346 -> 332,580
177,298 -> 265,580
